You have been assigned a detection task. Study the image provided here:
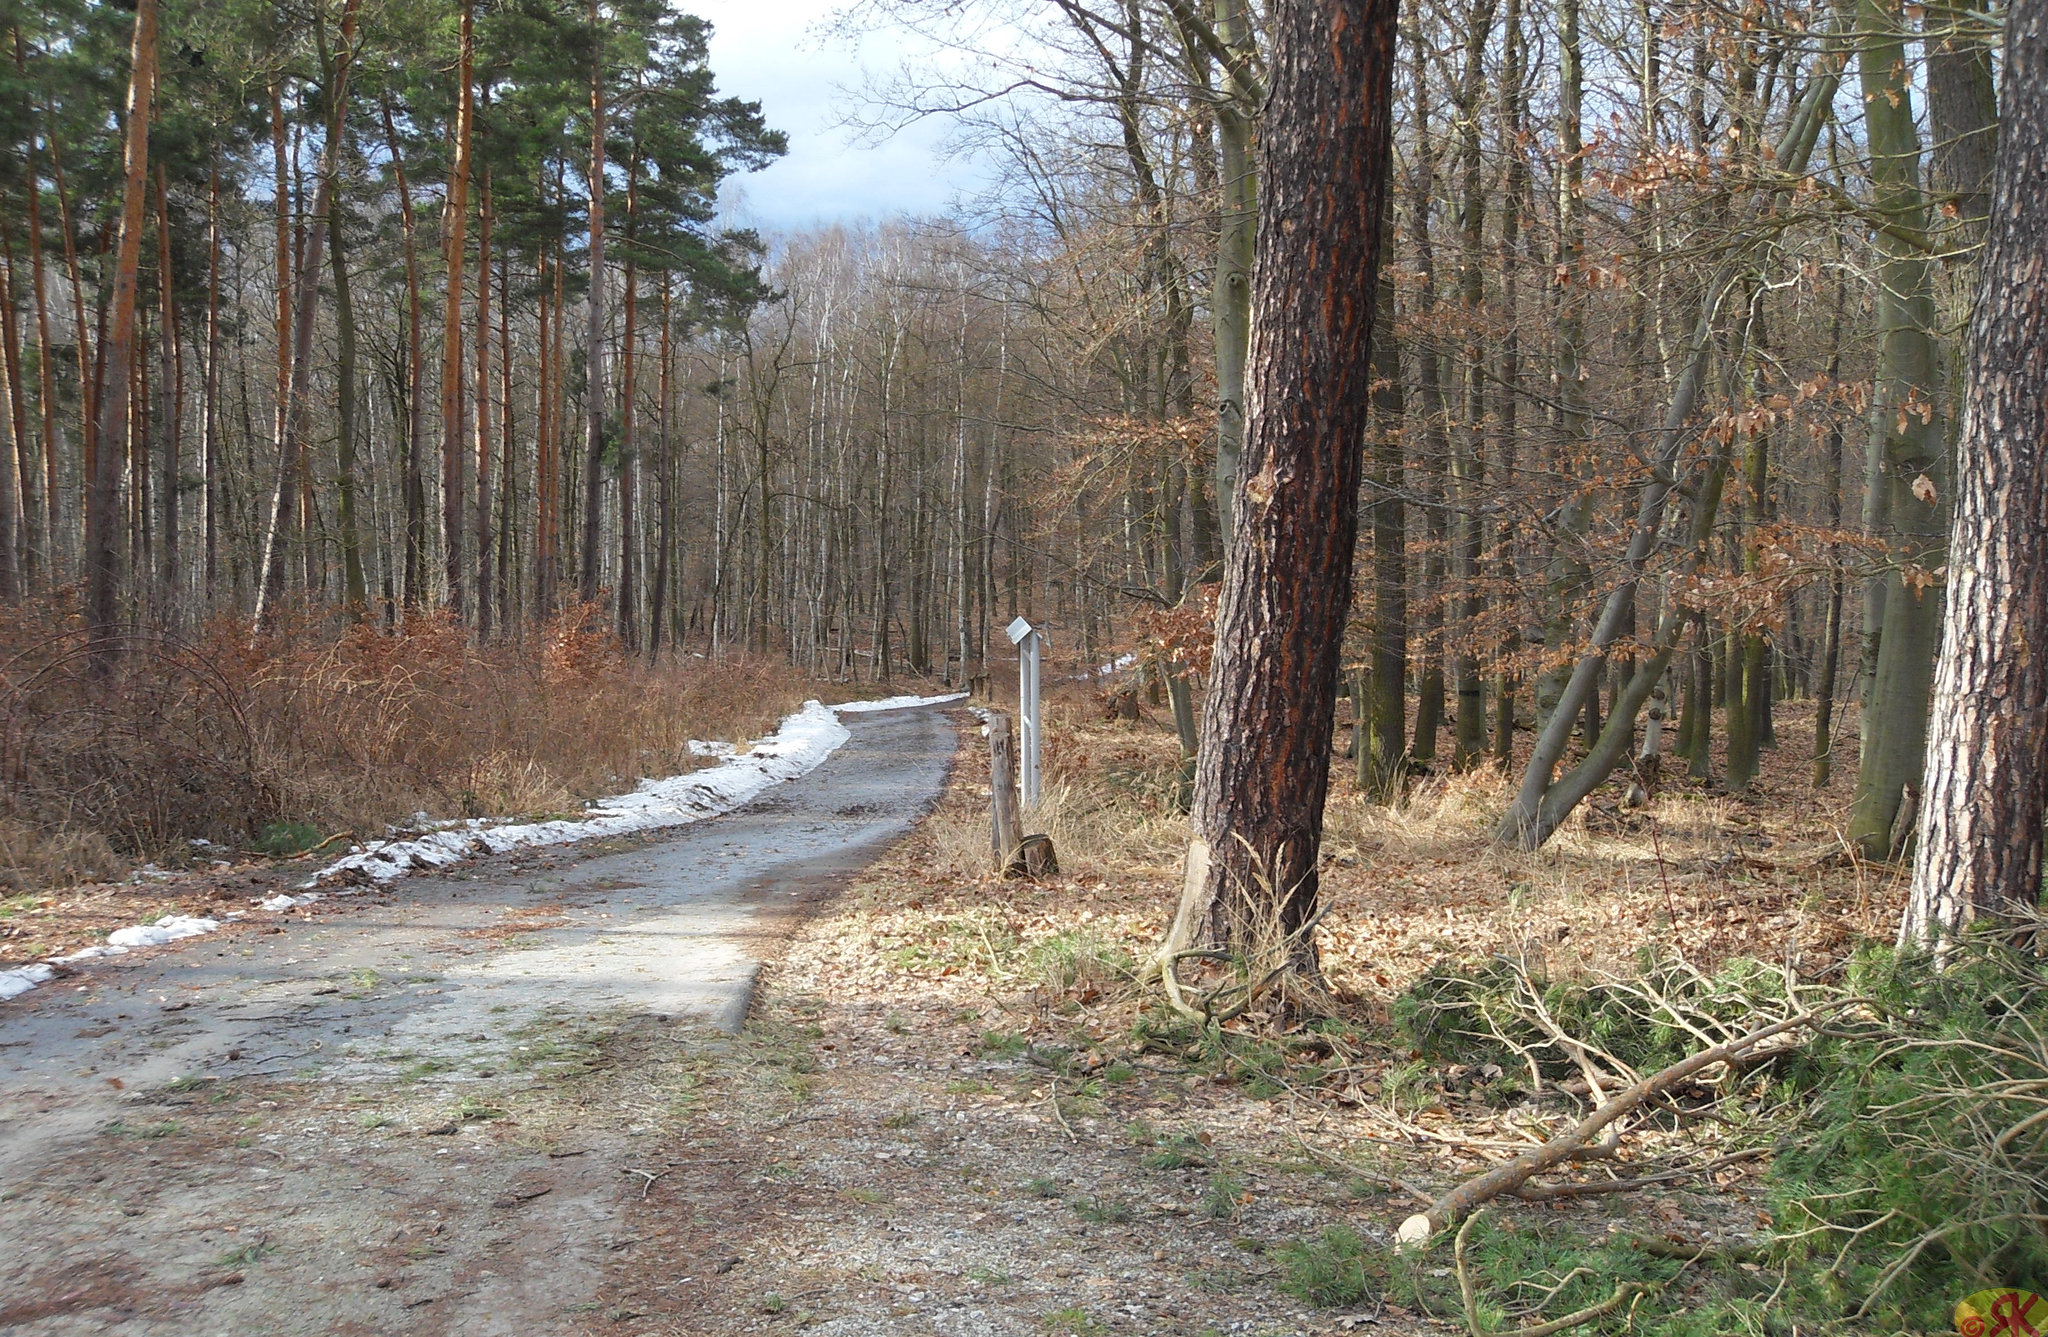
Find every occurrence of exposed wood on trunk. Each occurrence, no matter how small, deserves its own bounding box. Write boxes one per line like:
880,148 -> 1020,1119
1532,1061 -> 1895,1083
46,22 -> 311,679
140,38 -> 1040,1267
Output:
1163,0 -> 1398,974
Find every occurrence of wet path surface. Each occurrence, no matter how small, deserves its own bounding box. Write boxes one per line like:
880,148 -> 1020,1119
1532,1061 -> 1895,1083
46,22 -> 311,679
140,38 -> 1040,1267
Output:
0,703 -> 958,1335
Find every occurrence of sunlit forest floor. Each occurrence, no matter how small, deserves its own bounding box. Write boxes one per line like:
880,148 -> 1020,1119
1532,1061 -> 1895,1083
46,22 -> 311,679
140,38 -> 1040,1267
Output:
588,685 -> 1895,1334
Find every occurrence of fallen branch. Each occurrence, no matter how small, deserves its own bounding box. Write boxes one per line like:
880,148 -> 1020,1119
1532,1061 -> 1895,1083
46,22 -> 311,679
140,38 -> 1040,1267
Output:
1398,1007 -> 1833,1246
1507,1147 -> 1770,1202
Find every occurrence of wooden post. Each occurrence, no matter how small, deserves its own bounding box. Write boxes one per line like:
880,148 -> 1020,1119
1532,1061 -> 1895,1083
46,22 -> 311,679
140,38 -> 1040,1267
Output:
988,710 -> 1022,873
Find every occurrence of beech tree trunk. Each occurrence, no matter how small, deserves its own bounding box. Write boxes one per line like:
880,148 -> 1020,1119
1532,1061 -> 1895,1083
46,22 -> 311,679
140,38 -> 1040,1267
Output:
1903,0 -> 2048,946
1404,34 -> 1447,761
1208,0 -> 1256,556
1846,0 -> 1950,856
1163,0 -> 1397,970
1363,262 -> 1406,799
1492,32 -> 1843,848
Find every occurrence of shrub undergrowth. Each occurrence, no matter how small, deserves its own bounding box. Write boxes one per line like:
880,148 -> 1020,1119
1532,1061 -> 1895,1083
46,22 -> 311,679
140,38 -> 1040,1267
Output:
1382,931 -> 2048,1335
0,598 -> 804,885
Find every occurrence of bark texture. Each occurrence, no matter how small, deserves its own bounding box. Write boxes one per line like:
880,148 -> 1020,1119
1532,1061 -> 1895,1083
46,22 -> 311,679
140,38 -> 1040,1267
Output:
86,0 -> 157,672
1164,0 -> 1397,967
1904,0 -> 2048,946
1846,0 -> 1950,855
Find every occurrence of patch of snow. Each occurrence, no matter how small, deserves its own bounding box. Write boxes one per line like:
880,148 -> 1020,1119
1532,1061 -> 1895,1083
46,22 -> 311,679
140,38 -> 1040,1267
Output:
832,692 -> 968,713
0,964 -> 53,1001
310,700 -> 854,887
3,694 -> 939,1005
1093,653 -> 1137,677
51,944 -> 129,964
106,915 -> 220,949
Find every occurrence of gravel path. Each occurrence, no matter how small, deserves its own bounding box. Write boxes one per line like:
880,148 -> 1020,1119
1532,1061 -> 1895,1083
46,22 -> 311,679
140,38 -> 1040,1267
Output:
0,702 -> 957,1335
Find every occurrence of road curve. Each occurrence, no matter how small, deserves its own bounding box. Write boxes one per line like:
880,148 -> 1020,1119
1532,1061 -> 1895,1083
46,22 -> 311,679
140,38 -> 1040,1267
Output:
0,701 -> 958,1335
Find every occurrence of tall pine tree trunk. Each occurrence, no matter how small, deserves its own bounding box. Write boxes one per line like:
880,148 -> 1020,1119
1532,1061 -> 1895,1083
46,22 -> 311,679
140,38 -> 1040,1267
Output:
1903,0 -> 2048,945
380,97 -> 427,613
88,0 -> 158,672
617,159 -> 640,649
201,162 -> 222,599
440,0 -> 474,616
579,0 -> 609,609
254,0 -> 361,630
472,165 -> 494,637
332,137 -> 367,616
1161,0 -> 1397,984
0,217 -> 25,600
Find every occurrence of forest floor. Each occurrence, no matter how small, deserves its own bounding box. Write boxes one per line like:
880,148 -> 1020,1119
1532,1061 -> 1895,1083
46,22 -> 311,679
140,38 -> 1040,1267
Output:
587,688 -> 1893,1336
0,682 -> 1896,1336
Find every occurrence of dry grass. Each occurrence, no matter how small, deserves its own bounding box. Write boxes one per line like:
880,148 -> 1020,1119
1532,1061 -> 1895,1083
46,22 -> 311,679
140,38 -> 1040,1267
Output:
0,597 -> 807,888
916,679 -> 1896,1012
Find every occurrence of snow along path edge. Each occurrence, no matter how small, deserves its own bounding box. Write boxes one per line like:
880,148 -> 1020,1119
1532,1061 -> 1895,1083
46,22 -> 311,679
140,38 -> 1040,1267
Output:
833,691 -> 967,713
309,699 -> 854,885
1,693 -> 965,1006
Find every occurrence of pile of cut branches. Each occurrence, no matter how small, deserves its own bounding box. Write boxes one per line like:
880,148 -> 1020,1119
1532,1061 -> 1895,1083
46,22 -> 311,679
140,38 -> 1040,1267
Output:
1388,931 -> 2048,1334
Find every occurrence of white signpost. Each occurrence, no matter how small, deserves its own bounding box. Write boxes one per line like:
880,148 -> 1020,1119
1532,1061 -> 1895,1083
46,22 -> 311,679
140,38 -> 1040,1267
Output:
1006,615 -> 1043,808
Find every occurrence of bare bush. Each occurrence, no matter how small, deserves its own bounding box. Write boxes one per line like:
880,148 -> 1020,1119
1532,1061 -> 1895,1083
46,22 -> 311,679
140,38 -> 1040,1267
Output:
0,600 -> 804,886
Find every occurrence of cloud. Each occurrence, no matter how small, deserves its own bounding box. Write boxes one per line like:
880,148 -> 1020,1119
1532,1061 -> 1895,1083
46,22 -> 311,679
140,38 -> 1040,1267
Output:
693,0 -> 986,229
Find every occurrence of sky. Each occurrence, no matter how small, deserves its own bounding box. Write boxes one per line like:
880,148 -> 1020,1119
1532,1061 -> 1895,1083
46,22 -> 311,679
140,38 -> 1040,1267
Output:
688,0 -> 988,232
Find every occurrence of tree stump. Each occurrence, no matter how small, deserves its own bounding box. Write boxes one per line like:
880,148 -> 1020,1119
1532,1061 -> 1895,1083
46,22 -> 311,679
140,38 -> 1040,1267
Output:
1008,833 -> 1060,880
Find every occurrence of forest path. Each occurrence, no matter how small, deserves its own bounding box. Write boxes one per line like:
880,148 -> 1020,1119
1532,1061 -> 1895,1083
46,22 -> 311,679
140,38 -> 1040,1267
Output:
0,702 -> 958,1335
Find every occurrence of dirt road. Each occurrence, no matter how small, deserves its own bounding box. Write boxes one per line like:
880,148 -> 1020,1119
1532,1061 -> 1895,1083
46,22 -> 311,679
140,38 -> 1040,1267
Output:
0,703 -> 957,1335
